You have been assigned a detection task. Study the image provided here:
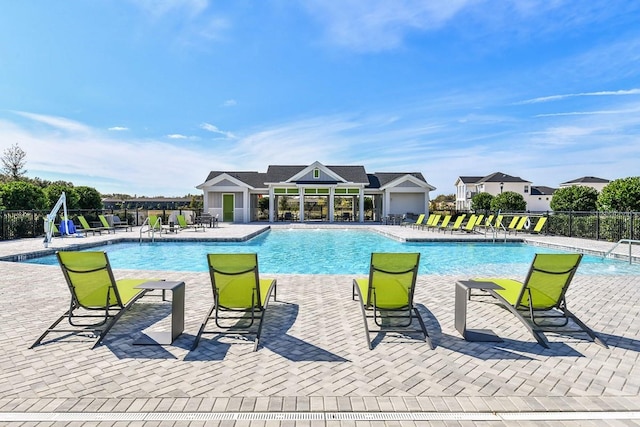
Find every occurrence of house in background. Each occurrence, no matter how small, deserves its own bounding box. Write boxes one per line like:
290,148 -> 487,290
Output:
559,176 -> 610,192
455,173 -> 611,212
455,172 -> 533,211
196,161 -> 435,223
527,186 -> 556,212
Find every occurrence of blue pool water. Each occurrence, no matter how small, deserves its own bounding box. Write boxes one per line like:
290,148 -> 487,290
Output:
24,229 -> 639,276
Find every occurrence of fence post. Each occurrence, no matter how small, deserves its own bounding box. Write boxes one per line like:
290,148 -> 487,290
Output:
596,211 -> 600,240
569,211 -> 573,237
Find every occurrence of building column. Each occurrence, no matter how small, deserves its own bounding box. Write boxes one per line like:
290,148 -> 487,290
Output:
243,189 -> 250,223
359,189 -> 365,223
384,191 -> 391,217
329,188 -> 335,223
298,187 -> 305,222
268,188 -> 274,223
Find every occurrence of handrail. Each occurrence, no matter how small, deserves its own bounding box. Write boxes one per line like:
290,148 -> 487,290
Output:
139,216 -> 162,243
604,239 -> 640,264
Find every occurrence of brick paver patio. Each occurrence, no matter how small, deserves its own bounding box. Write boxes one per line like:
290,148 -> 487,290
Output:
0,224 -> 639,426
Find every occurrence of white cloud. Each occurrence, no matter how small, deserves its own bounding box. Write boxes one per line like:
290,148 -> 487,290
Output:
222,99 -> 237,107
12,111 -> 93,134
108,126 -> 129,131
200,123 -> 236,139
167,134 -> 188,139
304,0 -> 472,52
519,89 -> 640,105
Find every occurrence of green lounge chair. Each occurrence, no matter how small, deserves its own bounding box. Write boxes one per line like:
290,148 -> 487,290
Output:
97,215 -> 116,233
100,214 -> 132,232
435,215 -> 452,232
419,214 -> 436,230
475,215 -> 494,232
352,253 -> 433,350
530,217 -> 547,234
506,216 -> 521,233
77,215 -> 104,235
30,251 -> 158,349
147,214 -> 164,233
474,253 -> 607,348
412,214 -> 427,228
461,214 -> 478,233
177,214 -> 205,232
405,214 -> 425,228
424,214 -> 441,231
192,253 -> 277,351
511,216 -> 529,234
447,214 -> 467,233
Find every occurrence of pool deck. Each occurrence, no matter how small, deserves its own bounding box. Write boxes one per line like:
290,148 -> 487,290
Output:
1,223 -> 640,426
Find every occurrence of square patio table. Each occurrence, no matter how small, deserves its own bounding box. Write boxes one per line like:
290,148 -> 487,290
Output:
455,280 -> 504,342
133,281 -> 185,345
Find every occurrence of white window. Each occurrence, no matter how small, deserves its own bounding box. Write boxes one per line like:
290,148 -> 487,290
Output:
313,168 -> 320,179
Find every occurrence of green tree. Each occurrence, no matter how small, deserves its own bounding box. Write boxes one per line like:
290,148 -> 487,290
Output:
550,186 -> 598,211
1,143 -> 27,180
258,196 -> 269,212
0,181 -> 46,210
75,186 -> 103,210
490,191 -> 526,212
44,184 -> 79,210
597,177 -> 640,212
471,192 -> 493,212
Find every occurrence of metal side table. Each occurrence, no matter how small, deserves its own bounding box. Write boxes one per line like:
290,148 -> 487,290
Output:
455,280 -> 503,342
134,281 -> 185,345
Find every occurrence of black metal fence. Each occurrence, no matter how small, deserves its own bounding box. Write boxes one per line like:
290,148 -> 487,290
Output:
1,208 -> 639,242
0,208 -> 197,241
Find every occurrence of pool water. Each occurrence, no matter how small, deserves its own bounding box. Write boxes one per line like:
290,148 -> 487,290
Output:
24,229 -> 639,276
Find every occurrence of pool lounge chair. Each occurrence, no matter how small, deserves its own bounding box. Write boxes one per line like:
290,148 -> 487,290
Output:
529,217 -> 548,234
511,216 -> 530,234
352,253 -> 433,350
400,213 -> 424,228
447,214 -> 467,233
110,215 -> 133,232
423,214 -> 441,231
97,215 -> 117,233
192,253 -> 277,351
473,253 -> 607,348
30,251 -> 159,349
475,215 -> 494,232
461,214 -> 479,233
506,216 -> 521,233
177,214 -> 205,232
419,214 -> 436,230
434,215 -> 452,232
77,215 -> 105,236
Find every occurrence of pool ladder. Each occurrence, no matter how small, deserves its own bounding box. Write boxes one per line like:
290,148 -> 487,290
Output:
139,217 -> 162,243
604,239 -> 640,264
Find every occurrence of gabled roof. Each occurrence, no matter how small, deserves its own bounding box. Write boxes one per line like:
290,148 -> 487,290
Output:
371,172 -> 430,188
201,171 -> 268,188
265,164 -> 369,184
199,162 -> 433,191
457,176 -> 484,184
531,186 -> 556,196
478,172 -> 530,183
561,176 -> 610,185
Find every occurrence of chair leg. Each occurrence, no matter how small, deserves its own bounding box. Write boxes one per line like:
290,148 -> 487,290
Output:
353,282 -> 372,349
413,308 -> 434,350
191,304 -> 216,351
564,308 -> 609,349
489,291 -> 550,348
30,313 -> 69,349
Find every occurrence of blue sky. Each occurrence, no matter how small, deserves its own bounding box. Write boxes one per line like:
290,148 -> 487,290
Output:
1,1 -> 640,197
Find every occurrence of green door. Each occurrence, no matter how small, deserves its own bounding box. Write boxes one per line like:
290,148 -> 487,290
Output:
223,194 -> 234,222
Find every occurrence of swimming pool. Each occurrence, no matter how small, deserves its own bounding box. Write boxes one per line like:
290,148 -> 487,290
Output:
24,229 -> 639,275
